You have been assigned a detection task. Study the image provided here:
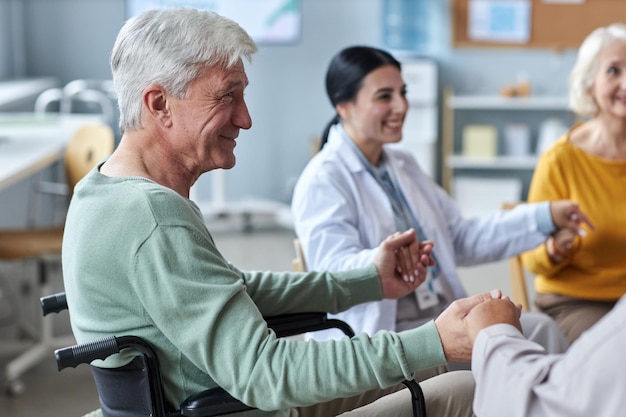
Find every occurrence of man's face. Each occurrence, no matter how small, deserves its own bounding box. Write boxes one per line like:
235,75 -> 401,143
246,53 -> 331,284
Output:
168,60 -> 252,172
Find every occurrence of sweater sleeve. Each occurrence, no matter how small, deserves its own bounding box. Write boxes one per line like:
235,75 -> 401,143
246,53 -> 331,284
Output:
238,265 -> 384,316
473,298 -> 626,417
472,324 -> 562,417
133,225 -> 447,411
521,138 -> 573,276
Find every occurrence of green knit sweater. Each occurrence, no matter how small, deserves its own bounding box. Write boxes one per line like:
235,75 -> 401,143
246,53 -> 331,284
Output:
62,164 -> 446,416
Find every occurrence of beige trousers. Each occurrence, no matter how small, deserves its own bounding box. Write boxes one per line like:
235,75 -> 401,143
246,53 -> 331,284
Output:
293,366 -> 475,417
535,292 -> 616,344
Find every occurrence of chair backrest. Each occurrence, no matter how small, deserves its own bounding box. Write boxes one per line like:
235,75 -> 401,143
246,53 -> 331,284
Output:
292,239 -> 307,272
34,88 -> 64,114
501,202 -> 531,312
35,79 -> 117,125
64,124 -> 115,191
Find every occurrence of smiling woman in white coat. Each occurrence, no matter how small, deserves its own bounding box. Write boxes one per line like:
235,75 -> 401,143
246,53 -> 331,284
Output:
291,45 -> 592,359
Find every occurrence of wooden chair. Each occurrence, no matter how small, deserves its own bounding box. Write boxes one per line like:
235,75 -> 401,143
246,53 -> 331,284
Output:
292,238 -> 307,272
0,123 -> 114,395
501,202 -> 531,312
290,238 -> 427,416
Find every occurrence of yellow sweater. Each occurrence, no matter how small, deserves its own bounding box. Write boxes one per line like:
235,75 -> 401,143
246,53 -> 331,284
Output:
522,127 -> 626,301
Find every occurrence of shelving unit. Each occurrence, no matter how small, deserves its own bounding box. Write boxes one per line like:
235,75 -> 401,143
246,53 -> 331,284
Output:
441,87 -> 576,217
447,95 -> 569,110
447,155 -> 538,170
442,87 -> 574,196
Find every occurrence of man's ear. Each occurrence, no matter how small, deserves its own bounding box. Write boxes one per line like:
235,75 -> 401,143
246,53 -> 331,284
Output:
143,85 -> 172,127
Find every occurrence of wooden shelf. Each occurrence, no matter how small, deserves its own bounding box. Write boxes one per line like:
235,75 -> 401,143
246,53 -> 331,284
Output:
448,95 -> 569,110
440,87 -> 573,194
447,155 -> 538,170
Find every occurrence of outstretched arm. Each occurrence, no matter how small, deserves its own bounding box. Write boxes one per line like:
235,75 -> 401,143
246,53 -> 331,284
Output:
468,297 -> 626,417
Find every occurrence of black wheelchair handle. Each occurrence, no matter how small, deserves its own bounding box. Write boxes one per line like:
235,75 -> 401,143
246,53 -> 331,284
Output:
55,335 -> 120,371
41,292 -> 68,316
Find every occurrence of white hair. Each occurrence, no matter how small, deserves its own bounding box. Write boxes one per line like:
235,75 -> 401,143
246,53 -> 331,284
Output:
569,23 -> 626,117
111,8 -> 257,133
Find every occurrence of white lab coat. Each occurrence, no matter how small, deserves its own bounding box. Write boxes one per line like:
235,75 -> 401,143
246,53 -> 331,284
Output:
292,124 -> 550,339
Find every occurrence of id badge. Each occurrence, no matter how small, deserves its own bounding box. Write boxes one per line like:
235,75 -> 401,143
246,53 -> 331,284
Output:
416,269 -> 438,310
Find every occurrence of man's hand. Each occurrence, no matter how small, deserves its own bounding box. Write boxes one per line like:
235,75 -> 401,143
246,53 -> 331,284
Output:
434,290 -> 521,362
373,229 -> 435,299
550,200 -> 594,235
464,298 -> 523,345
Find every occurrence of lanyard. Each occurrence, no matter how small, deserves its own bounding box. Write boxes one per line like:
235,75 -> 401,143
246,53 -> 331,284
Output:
369,161 -> 441,280
342,133 -> 441,280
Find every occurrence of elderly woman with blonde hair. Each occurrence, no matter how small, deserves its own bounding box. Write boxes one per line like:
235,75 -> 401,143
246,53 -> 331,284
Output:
522,22 -> 626,344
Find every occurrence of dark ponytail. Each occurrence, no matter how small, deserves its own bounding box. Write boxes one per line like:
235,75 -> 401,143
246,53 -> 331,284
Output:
319,114 -> 340,151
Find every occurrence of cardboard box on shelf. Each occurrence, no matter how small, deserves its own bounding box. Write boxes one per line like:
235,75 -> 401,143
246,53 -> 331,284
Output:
462,124 -> 497,158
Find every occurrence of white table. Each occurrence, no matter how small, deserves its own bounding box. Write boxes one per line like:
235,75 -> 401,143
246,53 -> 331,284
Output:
0,113 -> 104,393
0,78 -> 58,111
0,113 -> 103,191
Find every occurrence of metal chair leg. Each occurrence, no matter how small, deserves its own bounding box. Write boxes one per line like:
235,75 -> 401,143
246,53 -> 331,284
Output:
3,259 -> 74,395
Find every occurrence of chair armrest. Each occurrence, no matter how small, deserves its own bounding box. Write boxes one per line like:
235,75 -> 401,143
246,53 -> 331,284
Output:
180,388 -> 254,417
265,312 -> 355,338
402,379 -> 426,417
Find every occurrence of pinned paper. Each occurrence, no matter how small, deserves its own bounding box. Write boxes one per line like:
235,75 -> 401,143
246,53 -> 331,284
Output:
468,0 -> 531,43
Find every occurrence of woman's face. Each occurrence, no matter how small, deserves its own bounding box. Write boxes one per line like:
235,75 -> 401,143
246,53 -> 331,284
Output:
338,65 -> 408,156
590,39 -> 626,120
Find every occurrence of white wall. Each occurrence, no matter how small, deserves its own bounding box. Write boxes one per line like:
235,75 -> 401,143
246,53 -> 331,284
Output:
3,0 -> 580,207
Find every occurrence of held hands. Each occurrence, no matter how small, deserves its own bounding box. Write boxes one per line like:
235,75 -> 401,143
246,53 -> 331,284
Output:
546,228 -> 577,263
550,200 -> 594,236
548,200 -> 594,263
373,229 -> 436,299
463,297 -> 523,345
434,290 -> 522,362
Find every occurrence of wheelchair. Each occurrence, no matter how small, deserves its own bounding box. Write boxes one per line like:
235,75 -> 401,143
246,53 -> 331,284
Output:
42,292 -> 426,417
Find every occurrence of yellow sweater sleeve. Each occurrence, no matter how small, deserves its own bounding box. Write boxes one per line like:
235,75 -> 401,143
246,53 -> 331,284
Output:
522,130 -> 626,301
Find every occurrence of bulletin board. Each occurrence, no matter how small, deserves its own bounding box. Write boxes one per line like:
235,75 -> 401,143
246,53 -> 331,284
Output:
452,0 -> 626,50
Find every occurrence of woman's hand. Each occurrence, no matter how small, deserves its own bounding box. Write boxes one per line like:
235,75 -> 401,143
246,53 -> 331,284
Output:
373,229 -> 436,299
550,200 -> 595,235
435,290 -> 521,362
463,296 -> 523,346
546,227 -> 577,263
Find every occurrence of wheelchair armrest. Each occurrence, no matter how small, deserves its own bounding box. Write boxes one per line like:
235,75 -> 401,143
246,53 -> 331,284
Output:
180,387 -> 254,417
402,379 -> 426,417
265,312 -> 355,338
42,293 -> 355,339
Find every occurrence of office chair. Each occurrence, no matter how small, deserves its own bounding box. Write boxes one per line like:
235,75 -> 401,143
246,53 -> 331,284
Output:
501,202 -> 532,312
0,123 -> 114,395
